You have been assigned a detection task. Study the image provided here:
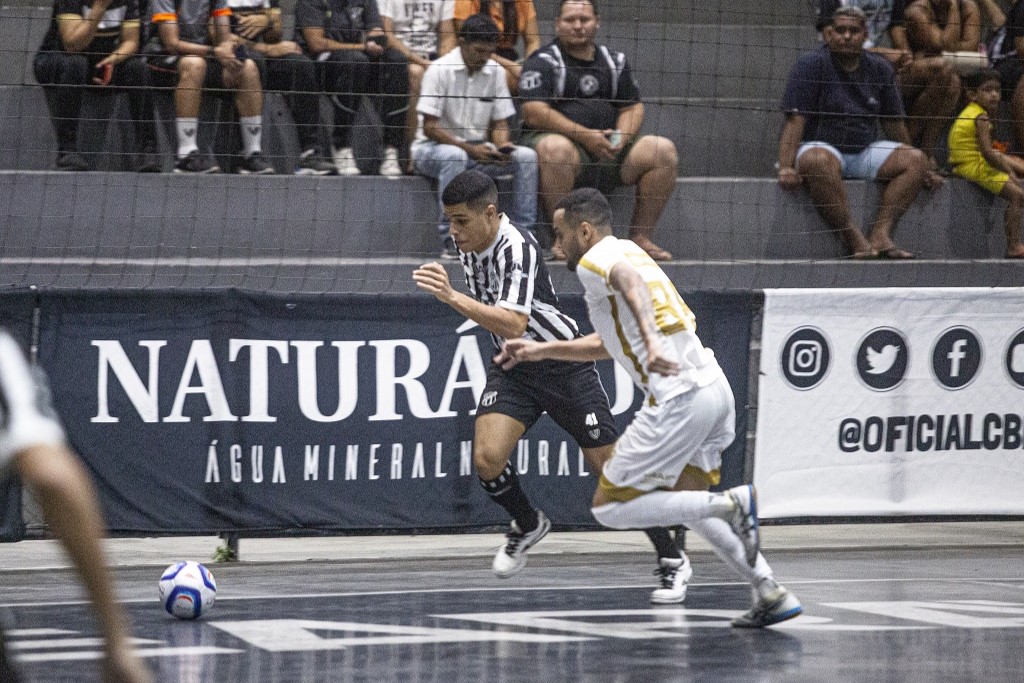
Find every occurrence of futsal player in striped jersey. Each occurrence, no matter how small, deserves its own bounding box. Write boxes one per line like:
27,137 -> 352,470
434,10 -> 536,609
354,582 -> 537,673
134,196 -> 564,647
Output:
413,170 -> 690,601
495,188 -> 803,627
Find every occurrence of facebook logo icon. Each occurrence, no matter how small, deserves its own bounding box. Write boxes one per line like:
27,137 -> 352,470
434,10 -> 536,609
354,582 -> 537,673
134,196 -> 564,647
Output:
931,327 -> 982,390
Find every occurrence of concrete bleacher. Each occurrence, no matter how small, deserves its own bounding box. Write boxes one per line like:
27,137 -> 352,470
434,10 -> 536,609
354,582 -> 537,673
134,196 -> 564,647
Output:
1,169 -> 1020,292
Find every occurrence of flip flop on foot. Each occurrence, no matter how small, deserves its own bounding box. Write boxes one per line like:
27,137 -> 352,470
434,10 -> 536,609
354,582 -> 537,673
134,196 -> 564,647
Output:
876,246 -> 914,259
1006,247 -> 1024,259
850,249 -> 878,260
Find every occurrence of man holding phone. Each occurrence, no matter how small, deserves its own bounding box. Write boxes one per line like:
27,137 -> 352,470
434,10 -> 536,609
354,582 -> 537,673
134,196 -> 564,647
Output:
411,13 -> 537,258
34,0 -> 160,171
295,0 -> 409,176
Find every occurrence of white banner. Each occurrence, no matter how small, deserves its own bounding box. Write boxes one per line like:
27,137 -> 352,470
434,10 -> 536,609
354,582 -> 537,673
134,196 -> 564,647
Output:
755,288 -> 1024,518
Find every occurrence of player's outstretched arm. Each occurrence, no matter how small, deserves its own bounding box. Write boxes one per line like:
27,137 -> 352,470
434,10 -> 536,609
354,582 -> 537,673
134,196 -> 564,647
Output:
413,262 -> 529,339
496,333 -> 611,370
14,444 -> 153,683
608,262 -> 681,376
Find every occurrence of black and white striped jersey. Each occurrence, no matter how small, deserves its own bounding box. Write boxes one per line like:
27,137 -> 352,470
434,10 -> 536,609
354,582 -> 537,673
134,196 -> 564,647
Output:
459,215 -> 580,349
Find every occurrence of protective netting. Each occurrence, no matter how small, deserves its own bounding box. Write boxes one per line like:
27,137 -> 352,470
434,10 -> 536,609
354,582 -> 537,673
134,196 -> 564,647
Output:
0,0 -> 1020,293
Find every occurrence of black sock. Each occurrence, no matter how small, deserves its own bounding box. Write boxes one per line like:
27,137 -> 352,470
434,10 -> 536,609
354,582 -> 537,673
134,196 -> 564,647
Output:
480,463 -> 539,532
645,527 -> 682,561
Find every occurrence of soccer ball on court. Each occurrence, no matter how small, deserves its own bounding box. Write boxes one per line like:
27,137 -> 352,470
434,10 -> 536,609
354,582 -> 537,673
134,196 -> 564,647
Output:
158,561 -> 217,619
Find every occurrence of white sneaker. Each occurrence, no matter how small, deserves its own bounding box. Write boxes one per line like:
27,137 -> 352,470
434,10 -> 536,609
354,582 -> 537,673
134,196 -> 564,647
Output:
724,484 -> 759,567
332,147 -> 360,176
492,511 -> 551,578
650,555 -> 692,604
731,583 -> 803,628
380,146 -> 403,177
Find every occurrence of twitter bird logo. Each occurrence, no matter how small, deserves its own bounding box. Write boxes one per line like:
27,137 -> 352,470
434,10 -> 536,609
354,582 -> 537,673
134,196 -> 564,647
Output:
865,345 -> 900,374
857,329 -> 909,391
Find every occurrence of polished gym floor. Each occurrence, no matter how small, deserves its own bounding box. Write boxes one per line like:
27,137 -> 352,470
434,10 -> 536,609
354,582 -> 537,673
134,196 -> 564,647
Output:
2,542 -> 1023,682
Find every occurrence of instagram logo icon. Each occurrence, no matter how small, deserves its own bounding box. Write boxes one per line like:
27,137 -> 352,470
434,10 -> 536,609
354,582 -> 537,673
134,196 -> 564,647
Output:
781,328 -> 831,390
789,340 -> 822,377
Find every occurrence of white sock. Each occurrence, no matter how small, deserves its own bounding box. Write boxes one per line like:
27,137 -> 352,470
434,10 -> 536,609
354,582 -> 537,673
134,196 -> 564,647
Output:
176,118 -> 199,158
240,116 -> 262,156
688,517 -> 774,591
591,490 -> 732,530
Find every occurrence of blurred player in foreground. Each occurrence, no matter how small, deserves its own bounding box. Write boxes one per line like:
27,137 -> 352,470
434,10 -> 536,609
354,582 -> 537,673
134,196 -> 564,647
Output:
0,330 -> 152,682
495,188 -> 803,627
413,170 -> 691,603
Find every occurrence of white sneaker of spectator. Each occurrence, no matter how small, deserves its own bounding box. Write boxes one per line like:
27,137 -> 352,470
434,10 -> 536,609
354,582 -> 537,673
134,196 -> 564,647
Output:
332,147 -> 360,176
380,147 -> 403,178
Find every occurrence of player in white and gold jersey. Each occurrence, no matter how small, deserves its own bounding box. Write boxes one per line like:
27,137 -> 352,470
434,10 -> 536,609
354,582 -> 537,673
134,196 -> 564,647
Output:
496,188 -> 802,628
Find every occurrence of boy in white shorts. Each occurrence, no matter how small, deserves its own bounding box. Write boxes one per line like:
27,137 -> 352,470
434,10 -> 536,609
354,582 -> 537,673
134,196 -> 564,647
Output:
496,188 -> 803,628
0,329 -> 151,682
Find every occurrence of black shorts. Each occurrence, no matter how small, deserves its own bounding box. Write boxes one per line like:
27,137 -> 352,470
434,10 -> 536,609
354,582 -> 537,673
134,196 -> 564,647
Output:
476,358 -> 619,448
146,54 -> 231,91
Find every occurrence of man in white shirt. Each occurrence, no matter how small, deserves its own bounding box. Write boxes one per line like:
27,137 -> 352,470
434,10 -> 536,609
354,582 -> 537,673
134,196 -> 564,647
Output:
495,188 -> 804,628
412,13 -> 537,257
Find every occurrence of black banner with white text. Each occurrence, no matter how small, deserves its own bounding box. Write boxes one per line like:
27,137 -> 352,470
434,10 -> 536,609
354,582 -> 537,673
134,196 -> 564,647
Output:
33,290 -> 755,534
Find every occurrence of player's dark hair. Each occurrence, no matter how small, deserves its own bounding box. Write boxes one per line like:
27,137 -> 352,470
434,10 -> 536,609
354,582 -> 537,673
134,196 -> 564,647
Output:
963,68 -> 1000,92
559,0 -> 598,16
442,170 -> 498,211
555,188 -> 613,234
459,13 -> 500,45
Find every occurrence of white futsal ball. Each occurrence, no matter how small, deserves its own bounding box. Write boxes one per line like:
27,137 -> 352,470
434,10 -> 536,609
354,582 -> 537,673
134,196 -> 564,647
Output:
159,561 -> 217,619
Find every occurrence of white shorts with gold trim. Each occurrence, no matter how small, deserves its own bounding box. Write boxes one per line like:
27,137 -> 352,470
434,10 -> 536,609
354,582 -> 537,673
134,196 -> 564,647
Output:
600,373 -> 734,500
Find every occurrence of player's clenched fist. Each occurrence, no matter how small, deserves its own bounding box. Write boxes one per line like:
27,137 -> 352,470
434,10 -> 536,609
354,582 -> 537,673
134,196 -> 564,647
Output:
412,262 -> 455,303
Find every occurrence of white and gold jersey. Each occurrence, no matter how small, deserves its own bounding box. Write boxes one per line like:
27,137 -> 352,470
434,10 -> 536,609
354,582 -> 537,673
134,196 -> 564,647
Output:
576,236 -> 723,404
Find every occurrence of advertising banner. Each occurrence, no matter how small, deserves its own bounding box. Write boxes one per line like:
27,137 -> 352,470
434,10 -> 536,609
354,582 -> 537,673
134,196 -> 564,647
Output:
38,290 -> 755,533
755,288 -> 1024,518
0,291 -> 38,541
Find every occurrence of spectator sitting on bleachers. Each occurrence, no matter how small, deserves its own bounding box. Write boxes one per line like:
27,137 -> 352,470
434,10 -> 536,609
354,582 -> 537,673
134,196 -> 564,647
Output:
295,0 -> 408,177
34,0 -> 160,171
379,0 -> 457,166
815,1 -> 959,169
454,0 -> 540,93
411,13 -> 537,258
989,0 -> 1024,153
146,0 -> 274,173
519,0 -> 678,261
225,0 -> 335,175
778,6 -> 942,259
948,68 -> 1024,258
903,0 -> 984,161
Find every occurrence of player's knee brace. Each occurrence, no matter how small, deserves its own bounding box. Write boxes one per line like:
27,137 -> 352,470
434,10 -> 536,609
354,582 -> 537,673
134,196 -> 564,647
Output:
591,502 -> 629,529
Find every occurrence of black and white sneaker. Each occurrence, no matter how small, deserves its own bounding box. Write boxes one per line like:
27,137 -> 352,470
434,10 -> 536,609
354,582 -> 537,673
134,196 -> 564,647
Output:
174,150 -> 220,174
55,151 -> 89,171
492,511 -> 551,578
294,149 -> 336,176
237,152 -> 274,175
650,555 -> 693,604
725,484 -> 760,567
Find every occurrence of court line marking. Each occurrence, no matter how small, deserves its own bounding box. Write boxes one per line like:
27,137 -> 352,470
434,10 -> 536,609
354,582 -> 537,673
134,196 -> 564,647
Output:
13,646 -> 243,663
2,576 -> 1023,609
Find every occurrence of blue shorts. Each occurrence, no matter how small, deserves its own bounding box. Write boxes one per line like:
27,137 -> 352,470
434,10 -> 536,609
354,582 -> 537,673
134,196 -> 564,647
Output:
796,140 -> 901,180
